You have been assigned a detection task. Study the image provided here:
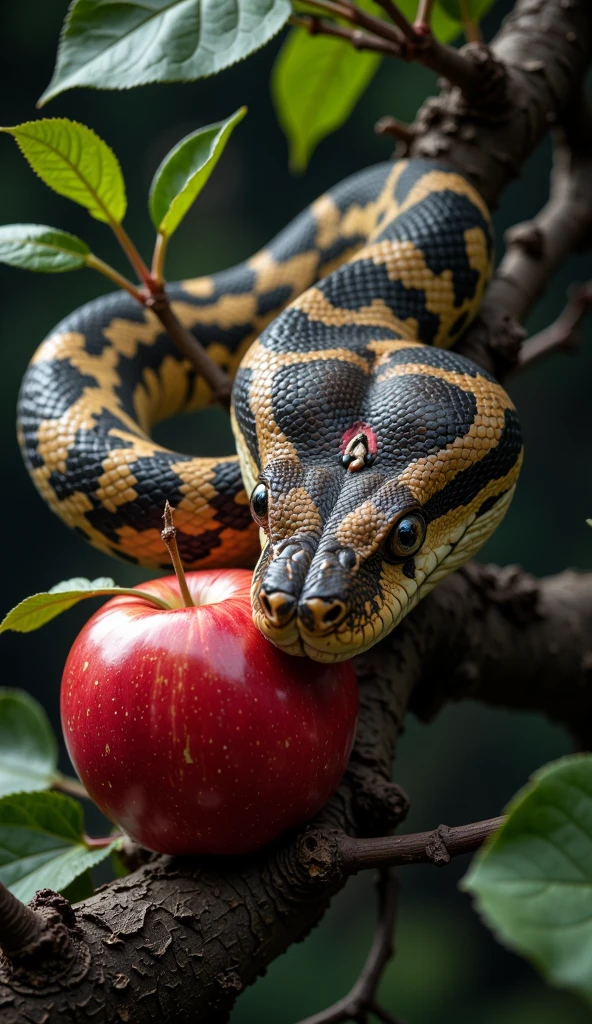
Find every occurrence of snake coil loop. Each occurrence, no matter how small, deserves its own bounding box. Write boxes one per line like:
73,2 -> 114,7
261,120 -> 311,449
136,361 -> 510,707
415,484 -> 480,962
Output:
17,159 -> 522,661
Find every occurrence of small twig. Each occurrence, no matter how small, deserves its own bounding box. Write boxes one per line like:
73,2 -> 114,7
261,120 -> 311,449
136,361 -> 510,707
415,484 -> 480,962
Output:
516,282 -> 592,371
0,881 -> 43,958
290,14 -> 402,56
85,254 -> 145,303
301,0 -> 405,46
375,116 -> 416,149
52,773 -> 91,800
372,0 -> 417,41
414,0 -> 433,31
151,232 -> 168,290
161,501 -> 195,608
339,816 -> 505,872
460,0 -> 483,43
110,219 -> 153,290
293,0 -> 486,96
296,868 -> 405,1024
146,293 -> 233,410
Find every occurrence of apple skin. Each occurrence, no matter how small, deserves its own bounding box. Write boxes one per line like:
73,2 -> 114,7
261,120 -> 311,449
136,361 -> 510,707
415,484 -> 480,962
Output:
60,569 -> 358,856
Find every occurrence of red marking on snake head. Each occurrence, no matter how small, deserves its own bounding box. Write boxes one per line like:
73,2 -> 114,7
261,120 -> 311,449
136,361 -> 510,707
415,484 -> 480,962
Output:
340,422 -> 378,455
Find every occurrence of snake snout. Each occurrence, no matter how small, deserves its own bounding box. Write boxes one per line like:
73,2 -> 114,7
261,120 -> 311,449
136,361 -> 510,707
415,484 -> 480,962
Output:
259,590 -> 297,627
298,596 -> 347,634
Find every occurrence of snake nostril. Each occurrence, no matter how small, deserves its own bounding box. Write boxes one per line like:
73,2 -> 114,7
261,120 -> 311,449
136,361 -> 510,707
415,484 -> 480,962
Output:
323,603 -> 344,624
299,597 -> 347,633
259,590 -> 297,627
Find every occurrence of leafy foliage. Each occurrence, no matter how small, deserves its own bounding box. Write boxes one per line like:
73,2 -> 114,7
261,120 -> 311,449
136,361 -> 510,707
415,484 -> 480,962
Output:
150,107 -> 247,237
463,756 -> 592,1007
0,689 -> 58,797
40,0 -> 292,105
0,577 -> 169,634
0,120 -> 126,224
272,0 -> 498,170
0,224 -> 90,272
272,26 -> 380,173
0,791 -> 119,903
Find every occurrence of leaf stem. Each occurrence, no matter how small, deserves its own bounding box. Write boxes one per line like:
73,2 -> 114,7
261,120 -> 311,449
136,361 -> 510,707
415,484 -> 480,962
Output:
52,774 -> 90,800
459,0 -> 483,42
109,219 -> 153,289
161,502 -> 195,608
85,254 -> 145,303
414,0 -> 434,31
151,232 -> 168,289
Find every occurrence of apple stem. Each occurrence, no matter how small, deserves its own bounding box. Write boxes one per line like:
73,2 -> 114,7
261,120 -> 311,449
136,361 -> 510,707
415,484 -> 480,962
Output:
161,502 -> 195,608
84,834 -> 122,849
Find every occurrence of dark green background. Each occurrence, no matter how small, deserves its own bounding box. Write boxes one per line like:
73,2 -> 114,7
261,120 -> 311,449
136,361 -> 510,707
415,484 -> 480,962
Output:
1,2 -> 591,1021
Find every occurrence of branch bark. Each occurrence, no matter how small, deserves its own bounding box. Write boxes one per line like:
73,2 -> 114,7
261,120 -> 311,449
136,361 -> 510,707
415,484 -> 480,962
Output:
408,0 -> 592,377
3,564 -> 592,1022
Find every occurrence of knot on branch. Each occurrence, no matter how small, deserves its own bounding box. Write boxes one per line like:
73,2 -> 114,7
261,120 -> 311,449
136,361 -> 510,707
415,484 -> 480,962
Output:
462,563 -> 541,624
505,221 -> 545,257
0,890 -> 90,995
347,764 -> 409,833
456,302 -> 527,379
424,825 -> 452,865
297,830 -> 345,885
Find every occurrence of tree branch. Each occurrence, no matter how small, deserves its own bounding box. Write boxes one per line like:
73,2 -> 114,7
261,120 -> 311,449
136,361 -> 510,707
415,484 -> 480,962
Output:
294,0 -> 490,96
517,281 -> 592,370
296,868 -> 404,1024
339,816 -> 505,872
145,293 -> 233,410
4,563 -> 592,1021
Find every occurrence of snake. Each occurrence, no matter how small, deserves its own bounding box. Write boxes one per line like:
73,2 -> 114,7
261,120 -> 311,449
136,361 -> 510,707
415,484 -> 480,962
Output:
17,158 -> 523,663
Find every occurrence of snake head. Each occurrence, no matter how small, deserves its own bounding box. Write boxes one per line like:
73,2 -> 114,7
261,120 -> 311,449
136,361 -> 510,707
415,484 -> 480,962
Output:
233,341 -> 522,663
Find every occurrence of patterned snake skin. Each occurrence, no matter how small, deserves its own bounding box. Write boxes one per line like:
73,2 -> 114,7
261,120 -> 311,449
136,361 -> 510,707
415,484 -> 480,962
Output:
17,159 -> 522,662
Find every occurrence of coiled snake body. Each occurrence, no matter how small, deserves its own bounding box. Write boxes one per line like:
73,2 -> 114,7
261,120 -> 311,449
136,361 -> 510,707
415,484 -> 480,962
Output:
18,159 -> 522,662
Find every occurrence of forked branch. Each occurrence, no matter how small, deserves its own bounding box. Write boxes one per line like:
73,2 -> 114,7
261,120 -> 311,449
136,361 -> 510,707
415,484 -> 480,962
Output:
296,869 -> 405,1024
292,0 -> 489,97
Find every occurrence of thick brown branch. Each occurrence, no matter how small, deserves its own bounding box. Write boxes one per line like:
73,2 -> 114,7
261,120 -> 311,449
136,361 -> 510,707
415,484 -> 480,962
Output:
462,103 -> 592,377
4,564 -> 592,1022
408,3 -> 592,376
339,816 -> 505,872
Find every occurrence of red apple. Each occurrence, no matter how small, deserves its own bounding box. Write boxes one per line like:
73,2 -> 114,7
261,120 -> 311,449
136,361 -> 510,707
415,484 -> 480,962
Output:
60,569 -> 358,856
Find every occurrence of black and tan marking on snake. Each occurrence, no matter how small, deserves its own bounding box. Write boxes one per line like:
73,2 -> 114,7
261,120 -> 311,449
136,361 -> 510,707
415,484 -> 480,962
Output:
17,159 -> 522,662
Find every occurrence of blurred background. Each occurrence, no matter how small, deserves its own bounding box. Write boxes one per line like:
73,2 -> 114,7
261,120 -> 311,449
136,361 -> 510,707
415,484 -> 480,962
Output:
1,2 -> 591,1021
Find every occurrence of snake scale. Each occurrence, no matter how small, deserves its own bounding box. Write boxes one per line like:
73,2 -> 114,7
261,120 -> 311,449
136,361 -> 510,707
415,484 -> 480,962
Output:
17,159 -> 522,662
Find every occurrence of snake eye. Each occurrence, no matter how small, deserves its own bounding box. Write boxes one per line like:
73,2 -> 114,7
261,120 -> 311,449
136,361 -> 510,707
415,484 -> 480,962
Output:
384,511 -> 426,563
250,483 -> 269,529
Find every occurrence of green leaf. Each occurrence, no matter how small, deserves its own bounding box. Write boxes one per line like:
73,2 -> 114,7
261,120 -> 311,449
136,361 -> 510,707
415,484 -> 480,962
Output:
0,690 -> 58,797
61,868 -> 95,903
149,107 -> 247,237
272,24 -> 380,172
0,224 -> 90,273
0,120 -> 126,224
437,0 -> 497,27
40,0 -> 292,105
463,755 -> 592,1007
0,577 -> 170,634
0,791 -> 119,904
